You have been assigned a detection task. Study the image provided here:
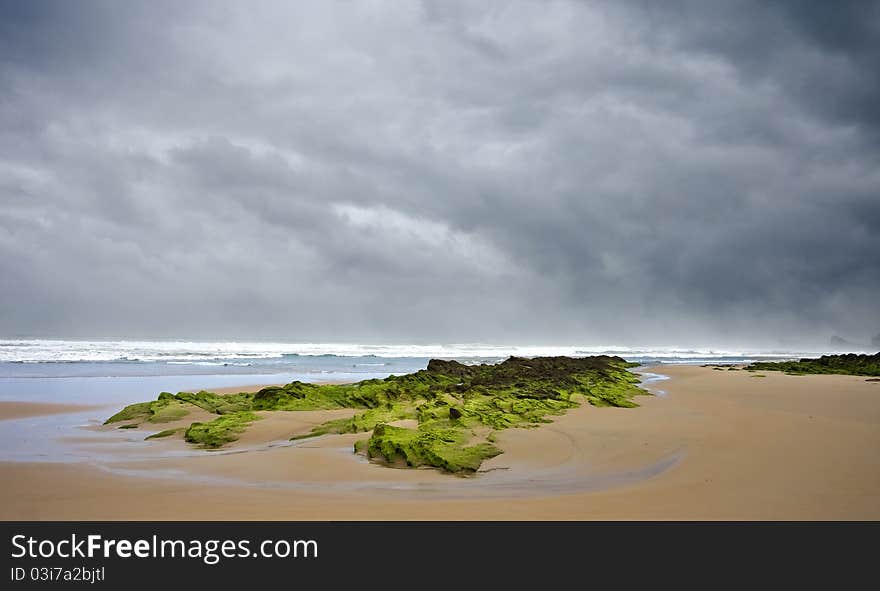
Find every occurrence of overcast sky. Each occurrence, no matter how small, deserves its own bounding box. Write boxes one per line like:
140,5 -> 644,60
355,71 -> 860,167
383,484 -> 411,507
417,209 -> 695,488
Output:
1,0 -> 878,348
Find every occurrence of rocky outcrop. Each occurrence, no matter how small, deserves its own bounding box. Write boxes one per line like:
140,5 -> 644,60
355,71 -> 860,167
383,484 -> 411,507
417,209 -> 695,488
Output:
748,352 -> 880,376
106,355 -> 648,472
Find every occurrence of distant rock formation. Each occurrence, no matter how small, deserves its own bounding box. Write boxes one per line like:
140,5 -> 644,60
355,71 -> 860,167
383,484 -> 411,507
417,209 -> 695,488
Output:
748,352 -> 880,376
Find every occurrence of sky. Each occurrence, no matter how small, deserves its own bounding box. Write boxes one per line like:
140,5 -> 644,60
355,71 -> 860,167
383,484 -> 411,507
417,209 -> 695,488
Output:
0,0 -> 878,348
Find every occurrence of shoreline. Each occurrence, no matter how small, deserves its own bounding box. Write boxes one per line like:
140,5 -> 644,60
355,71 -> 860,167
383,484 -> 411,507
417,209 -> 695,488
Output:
1,365 -> 878,519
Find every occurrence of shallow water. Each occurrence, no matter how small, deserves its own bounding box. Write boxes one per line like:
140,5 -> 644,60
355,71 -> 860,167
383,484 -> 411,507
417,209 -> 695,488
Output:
635,370 -> 671,396
0,364 -> 682,499
96,446 -> 684,500
0,371 -> 399,463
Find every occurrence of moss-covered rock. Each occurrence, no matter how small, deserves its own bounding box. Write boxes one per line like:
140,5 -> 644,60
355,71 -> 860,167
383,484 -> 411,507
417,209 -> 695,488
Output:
145,428 -> 183,440
104,395 -> 192,425
174,390 -> 252,414
296,355 -> 647,472
746,352 -> 880,376
104,402 -> 153,424
184,411 -> 259,449
147,400 -> 191,423
367,423 -> 502,473
107,355 -> 647,473
290,403 -> 415,441
104,390 -> 252,426
353,438 -> 369,454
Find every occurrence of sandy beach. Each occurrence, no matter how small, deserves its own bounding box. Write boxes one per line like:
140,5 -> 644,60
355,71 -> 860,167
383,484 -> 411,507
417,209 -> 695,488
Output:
0,401 -> 104,421
1,365 -> 878,520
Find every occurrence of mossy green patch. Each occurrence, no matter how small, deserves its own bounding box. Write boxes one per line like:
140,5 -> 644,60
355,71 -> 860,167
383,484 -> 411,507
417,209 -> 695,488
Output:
184,411 -> 259,449
367,423 -> 502,474
104,402 -> 153,424
147,400 -> 191,423
145,428 -> 183,440
290,403 -> 415,441
105,396 -> 193,425
251,382 -> 355,411
173,390 -> 254,414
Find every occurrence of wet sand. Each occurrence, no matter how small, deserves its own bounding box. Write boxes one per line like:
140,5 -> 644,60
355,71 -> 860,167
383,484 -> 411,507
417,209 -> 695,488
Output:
1,366 -> 878,519
0,401 -> 104,421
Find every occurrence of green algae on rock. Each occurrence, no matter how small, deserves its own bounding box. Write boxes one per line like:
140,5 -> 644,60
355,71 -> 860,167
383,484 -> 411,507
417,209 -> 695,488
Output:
145,427 -> 183,440
367,423 -> 502,473
184,411 -> 260,449
104,394 -> 191,425
746,352 -> 880,376
347,356 -> 645,472
104,355 -> 648,472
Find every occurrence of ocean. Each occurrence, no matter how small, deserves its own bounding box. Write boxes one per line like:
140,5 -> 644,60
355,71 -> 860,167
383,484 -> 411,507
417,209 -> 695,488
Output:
0,338 -> 827,387
0,337 -> 830,406
0,338 -> 825,398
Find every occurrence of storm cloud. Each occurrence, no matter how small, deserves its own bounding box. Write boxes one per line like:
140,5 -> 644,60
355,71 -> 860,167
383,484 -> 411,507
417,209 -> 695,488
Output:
1,0 -> 878,348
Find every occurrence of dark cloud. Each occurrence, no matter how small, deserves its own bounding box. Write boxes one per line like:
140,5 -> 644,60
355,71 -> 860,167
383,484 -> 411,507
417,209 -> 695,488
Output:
1,0 -> 878,347
616,0 -> 880,142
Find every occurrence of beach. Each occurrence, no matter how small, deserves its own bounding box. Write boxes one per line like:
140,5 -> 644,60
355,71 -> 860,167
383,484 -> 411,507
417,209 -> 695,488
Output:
0,401 -> 104,421
1,365 -> 878,520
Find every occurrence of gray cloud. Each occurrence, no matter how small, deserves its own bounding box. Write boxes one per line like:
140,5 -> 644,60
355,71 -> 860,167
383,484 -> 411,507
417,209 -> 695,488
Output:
1,0 -> 878,348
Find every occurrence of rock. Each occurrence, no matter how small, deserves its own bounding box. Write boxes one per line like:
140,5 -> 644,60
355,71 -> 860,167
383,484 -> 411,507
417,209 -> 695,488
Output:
748,352 -> 880,376
449,407 -> 462,419
427,359 -> 472,378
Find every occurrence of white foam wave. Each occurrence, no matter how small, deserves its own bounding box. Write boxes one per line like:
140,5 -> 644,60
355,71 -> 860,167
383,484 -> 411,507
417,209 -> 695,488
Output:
0,339 -> 839,364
